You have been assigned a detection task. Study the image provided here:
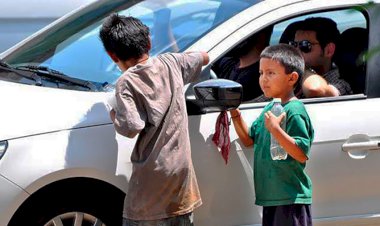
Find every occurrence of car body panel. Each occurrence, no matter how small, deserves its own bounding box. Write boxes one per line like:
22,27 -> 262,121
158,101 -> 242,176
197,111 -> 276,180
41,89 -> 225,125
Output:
0,124 -> 125,190
0,80 -> 111,140
188,96 -> 380,225
0,175 -> 29,226
307,98 -> 380,222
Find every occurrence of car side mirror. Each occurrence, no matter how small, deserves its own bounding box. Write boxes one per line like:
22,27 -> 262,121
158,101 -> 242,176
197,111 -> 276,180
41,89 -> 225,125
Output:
193,79 -> 242,113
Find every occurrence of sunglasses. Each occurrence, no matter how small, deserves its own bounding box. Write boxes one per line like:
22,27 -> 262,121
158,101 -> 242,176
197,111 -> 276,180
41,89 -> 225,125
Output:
289,40 -> 320,53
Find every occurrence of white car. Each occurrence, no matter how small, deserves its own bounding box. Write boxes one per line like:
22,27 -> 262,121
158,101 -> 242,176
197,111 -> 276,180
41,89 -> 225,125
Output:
1,0 -> 380,225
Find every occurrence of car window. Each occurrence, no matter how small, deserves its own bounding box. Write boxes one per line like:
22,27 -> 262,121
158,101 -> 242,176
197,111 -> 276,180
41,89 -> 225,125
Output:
211,8 -> 368,104
271,9 -> 367,45
3,0 -> 261,89
272,9 -> 368,96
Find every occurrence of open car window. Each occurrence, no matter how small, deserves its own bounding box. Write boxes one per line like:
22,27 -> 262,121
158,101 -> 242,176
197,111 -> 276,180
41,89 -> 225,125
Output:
273,9 -> 367,96
211,8 -> 368,104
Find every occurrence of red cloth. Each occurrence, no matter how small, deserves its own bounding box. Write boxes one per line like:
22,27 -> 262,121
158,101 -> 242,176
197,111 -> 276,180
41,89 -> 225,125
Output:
212,111 -> 230,164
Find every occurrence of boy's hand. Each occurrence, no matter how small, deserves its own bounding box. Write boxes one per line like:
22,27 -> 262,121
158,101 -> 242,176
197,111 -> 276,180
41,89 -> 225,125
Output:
264,111 -> 286,133
229,109 -> 240,118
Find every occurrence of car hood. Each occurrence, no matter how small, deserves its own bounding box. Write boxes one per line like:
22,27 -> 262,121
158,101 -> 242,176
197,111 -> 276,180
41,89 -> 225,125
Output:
0,80 -> 112,140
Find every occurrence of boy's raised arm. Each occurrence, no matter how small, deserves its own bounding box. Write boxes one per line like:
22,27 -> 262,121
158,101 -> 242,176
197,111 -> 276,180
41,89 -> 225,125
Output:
200,51 -> 210,66
230,109 -> 254,147
264,111 -> 308,163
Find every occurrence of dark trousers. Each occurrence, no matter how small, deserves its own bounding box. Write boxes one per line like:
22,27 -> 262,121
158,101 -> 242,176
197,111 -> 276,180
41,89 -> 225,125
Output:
123,212 -> 193,226
262,204 -> 312,226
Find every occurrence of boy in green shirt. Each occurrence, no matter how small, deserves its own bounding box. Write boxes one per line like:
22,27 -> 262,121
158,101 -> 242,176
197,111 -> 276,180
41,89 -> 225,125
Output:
230,44 -> 314,226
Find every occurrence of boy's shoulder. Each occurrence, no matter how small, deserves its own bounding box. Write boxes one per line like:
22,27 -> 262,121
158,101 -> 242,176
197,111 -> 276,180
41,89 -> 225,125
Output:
157,52 -> 199,61
115,70 -> 134,92
285,99 -> 304,107
156,52 -> 182,64
284,100 -> 308,116
157,52 -> 203,68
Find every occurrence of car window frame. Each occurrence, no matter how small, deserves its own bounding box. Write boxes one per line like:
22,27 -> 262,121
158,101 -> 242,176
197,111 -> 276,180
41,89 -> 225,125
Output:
185,1 -> 376,114
365,3 -> 380,98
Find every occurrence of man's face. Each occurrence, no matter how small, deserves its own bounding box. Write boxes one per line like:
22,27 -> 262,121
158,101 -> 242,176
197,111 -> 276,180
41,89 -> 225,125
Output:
294,30 -> 326,68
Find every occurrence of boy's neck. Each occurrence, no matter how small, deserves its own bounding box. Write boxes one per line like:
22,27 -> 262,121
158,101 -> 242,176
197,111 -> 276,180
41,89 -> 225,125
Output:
136,54 -> 150,64
122,53 -> 150,71
277,92 -> 297,104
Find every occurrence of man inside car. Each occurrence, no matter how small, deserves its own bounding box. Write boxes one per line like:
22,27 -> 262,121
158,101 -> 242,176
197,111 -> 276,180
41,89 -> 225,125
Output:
290,17 -> 353,97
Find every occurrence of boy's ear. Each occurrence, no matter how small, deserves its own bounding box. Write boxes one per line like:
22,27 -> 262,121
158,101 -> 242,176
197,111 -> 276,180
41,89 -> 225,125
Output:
289,72 -> 299,86
107,51 -> 119,63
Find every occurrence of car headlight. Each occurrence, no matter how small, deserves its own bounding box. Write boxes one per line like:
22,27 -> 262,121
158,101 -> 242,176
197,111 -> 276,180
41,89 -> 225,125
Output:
0,140 -> 8,160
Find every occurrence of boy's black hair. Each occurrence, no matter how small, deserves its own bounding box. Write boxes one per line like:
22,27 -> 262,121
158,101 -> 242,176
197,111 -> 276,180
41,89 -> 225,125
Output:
99,13 -> 150,61
260,44 -> 305,88
298,17 -> 340,49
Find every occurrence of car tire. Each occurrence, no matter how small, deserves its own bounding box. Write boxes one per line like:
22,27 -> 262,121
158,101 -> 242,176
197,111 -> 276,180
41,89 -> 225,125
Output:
42,211 -> 108,226
8,177 -> 125,226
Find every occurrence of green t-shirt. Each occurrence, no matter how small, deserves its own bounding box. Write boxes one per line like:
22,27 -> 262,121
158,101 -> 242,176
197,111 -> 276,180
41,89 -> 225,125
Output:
249,99 -> 314,206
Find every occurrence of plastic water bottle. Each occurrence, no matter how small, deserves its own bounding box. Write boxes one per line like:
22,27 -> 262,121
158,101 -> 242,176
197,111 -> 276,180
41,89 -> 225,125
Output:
270,98 -> 288,160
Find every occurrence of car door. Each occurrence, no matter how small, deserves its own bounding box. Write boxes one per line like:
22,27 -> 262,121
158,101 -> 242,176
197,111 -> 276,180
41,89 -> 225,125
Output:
186,0 -> 380,225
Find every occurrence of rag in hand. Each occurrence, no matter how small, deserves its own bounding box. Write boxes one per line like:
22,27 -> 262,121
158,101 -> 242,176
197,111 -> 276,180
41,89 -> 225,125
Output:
212,111 -> 230,164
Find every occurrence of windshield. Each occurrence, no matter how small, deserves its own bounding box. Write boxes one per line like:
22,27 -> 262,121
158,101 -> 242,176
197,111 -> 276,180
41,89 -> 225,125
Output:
3,0 -> 260,87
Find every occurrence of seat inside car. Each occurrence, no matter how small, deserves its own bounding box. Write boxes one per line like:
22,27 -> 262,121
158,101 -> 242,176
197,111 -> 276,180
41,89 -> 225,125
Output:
279,20 -> 302,44
335,27 -> 368,94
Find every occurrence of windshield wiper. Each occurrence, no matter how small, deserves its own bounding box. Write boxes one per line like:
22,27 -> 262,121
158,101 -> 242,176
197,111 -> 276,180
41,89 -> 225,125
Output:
15,65 -> 98,91
0,59 -> 11,68
0,60 -> 43,85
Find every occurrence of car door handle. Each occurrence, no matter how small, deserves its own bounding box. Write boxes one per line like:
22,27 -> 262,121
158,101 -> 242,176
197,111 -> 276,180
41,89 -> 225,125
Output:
342,140 -> 380,152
